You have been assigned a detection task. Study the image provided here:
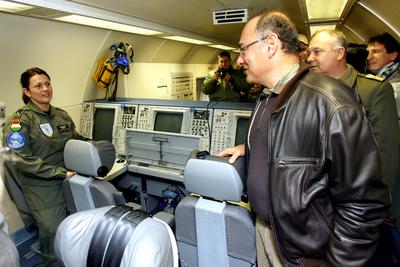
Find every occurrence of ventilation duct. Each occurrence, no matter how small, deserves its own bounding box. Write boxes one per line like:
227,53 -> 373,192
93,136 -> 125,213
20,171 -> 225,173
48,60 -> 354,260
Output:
213,9 -> 248,25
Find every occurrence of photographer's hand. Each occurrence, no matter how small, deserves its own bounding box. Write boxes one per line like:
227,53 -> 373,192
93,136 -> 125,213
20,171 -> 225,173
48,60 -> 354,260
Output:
214,70 -> 221,79
223,73 -> 231,81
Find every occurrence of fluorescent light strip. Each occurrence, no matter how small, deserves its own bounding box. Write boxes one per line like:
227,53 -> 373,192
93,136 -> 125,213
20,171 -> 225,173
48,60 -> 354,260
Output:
0,0 -> 32,12
208,44 -> 235,50
306,0 -> 349,20
163,36 -> 211,45
55,14 -> 161,35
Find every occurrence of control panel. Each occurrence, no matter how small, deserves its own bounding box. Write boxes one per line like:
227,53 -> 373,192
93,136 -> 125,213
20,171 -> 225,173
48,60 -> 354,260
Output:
210,109 -> 252,155
116,105 -> 138,155
189,109 -> 213,151
136,105 -> 151,131
79,102 -> 94,139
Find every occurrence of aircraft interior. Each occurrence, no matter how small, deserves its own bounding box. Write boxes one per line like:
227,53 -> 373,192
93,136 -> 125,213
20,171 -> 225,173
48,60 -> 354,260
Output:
0,0 -> 399,266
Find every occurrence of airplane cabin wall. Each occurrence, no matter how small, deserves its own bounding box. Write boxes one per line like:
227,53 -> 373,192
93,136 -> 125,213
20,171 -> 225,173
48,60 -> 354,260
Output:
0,12 -> 109,233
87,30 -> 218,101
0,12 -> 220,233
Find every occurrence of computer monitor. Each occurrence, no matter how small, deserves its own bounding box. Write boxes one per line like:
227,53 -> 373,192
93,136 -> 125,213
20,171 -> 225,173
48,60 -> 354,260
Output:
92,105 -> 117,142
234,117 -> 250,145
153,111 -> 183,133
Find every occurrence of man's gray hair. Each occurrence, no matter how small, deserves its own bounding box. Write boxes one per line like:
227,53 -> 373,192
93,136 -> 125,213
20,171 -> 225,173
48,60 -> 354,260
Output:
312,29 -> 347,50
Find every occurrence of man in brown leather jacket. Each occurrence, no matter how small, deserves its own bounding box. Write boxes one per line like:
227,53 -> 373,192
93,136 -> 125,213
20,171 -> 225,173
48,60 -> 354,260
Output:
218,11 -> 390,267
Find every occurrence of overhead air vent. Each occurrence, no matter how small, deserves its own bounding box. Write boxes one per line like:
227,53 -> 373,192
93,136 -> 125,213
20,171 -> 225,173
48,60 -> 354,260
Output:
213,9 -> 248,25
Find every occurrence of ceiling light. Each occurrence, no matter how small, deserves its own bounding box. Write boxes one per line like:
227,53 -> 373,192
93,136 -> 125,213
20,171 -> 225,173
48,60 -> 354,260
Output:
310,24 -> 337,36
163,36 -> 211,45
208,44 -> 235,50
306,0 -> 349,20
0,0 -> 32,12
55,14 -> 161,35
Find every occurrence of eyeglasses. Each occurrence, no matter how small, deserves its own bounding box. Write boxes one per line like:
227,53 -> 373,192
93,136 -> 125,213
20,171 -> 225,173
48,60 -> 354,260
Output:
239,36 -> 269,56
32,81 -> 51,90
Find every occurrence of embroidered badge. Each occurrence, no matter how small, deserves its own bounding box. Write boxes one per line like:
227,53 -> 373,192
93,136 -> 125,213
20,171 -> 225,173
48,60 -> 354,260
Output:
10,119 -> 21,132
7,132 -> 26,149
39,123 -> 53,137
57,124 -> 71,133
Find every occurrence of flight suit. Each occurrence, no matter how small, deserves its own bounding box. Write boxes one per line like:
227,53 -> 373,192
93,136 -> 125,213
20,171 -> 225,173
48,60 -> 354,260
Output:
338,65 -> 400,204
202,67 -> 251,102
3,100 -> 83,267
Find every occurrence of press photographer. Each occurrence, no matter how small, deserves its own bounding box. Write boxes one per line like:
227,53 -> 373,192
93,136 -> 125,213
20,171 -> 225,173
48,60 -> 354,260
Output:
202,51 -> 251,102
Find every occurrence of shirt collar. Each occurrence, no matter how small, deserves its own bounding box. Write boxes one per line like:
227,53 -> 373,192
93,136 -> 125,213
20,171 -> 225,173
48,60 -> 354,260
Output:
27,100 -> 53,116
267,62 -> 300,94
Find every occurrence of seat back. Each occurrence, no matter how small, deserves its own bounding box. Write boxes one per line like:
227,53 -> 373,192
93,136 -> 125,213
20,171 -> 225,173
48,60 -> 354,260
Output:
0,212 -> 20,267
2,159 -> 36,229
175,151 -> 256,267
0,230 -> 20,267
63,139 -> 124,213
54,205 -> 178,267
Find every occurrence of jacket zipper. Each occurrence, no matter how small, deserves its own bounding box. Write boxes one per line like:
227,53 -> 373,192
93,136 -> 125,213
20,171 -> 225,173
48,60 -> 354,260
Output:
277,157 -> 319,166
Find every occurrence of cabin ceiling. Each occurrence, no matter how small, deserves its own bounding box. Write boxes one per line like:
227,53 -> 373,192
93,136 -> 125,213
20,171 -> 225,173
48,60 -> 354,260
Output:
5,0 -> 400,46
68,0 -> 400,45
69,0 -> 309,46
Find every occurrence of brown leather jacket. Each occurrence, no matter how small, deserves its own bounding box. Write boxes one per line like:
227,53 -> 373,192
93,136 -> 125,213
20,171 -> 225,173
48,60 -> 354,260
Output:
247,65 -> 390,267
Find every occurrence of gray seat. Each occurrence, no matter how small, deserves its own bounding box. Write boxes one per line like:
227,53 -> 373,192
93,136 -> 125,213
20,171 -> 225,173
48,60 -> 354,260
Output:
2,159 -> 36,230
63,139 -> 125,213
0,212 -> 20,267
0,230 -> 19,267
54,205 -> 178,267
175,151 -> 256,267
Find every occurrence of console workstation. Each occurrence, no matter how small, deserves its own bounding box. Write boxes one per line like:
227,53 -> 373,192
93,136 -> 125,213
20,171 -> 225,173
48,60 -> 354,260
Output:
79,99 -> 255,213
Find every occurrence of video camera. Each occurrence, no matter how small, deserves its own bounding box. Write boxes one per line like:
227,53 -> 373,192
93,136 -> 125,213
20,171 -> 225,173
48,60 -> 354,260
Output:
216,67 -> 228,79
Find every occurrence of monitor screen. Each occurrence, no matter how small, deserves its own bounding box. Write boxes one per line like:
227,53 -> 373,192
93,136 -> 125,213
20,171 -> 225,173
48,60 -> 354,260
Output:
92,107 -> 115,142
235,117 -> 250,145
154,112 -> 183,133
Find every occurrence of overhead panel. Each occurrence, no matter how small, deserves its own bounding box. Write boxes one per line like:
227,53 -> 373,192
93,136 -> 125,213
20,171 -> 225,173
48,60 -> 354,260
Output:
213,9 -> 248,25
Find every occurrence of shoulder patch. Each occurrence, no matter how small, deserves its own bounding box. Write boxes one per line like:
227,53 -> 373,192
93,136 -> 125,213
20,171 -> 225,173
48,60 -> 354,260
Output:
13,108 -> 28,119
7,132 -> 26,149
364,74 -> 385,82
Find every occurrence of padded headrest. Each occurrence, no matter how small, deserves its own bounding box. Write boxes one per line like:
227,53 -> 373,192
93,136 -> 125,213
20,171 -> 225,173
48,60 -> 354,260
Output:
64,139 -> 116,177
184,150 -> 245,202
54,206 -> 178,267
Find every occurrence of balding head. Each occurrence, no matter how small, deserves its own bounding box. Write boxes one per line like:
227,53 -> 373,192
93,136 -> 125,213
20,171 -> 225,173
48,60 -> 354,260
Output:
255,11 -> 300,55
237,11 -> 300,87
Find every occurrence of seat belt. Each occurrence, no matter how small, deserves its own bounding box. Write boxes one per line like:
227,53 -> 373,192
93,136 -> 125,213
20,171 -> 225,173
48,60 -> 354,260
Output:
86,205 -> 132,267
102,209 -> 149,267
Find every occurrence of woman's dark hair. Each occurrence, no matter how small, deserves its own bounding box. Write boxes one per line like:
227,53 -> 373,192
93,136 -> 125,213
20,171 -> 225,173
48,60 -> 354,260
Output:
20,67 -> 51,104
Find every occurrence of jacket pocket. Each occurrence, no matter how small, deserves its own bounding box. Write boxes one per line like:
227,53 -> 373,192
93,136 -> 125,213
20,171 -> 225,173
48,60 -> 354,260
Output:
277,157 -> 319,167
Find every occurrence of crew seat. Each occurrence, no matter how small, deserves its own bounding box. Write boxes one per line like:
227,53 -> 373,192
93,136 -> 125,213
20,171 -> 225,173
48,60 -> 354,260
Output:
62,139 -> 128,213
175,151 -> 256,267
2,158 -> 36,230
54,205 -> 178,267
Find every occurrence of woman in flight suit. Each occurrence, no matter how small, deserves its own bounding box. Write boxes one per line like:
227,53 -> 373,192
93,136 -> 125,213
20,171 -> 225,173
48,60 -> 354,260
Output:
3,67 -> 83,267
